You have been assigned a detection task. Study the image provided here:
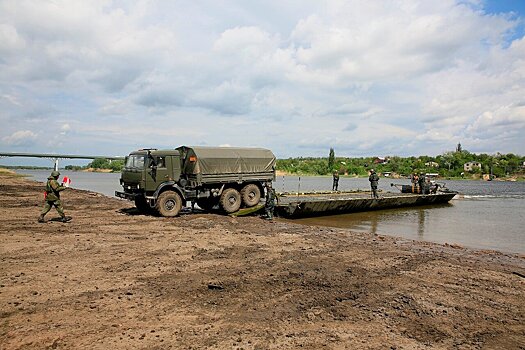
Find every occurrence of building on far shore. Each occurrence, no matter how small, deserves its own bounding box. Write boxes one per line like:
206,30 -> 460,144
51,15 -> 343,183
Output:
464,161 -> 482,172
373,157 -> 388,164
425,161 -> 439,168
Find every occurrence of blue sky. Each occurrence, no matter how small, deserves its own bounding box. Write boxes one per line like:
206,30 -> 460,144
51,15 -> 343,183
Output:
484,0 -> 525,15
1,0 -> 524,166
484,0 -> 525,40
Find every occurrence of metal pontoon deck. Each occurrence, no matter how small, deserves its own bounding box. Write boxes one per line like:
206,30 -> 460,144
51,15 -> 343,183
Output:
275,190 -> 457,218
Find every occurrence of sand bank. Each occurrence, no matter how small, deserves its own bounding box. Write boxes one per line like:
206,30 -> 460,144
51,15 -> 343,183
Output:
0,172 -> 523,349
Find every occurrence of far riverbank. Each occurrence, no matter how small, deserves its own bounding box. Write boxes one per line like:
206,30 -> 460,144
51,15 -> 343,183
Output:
275,170 -> 525,182
3,166 -> 523,180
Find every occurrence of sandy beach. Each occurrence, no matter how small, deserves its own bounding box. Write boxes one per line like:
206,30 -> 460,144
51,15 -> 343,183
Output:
1,170 -> 524,349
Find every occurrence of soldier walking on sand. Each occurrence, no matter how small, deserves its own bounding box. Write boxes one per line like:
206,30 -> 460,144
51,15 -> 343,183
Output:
38,171 -> 72,223
264,181 -> 276,220
332,170 -> 340,191
369,169 -> 380,199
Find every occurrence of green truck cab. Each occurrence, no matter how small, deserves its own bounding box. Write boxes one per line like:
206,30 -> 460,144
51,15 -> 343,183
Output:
115,146 -> 275,217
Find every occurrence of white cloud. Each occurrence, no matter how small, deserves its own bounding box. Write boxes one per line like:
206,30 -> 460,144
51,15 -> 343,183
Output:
0,0 -> 524,158
1,94 -> 21,106
289,1 -> 514,83
2,130 -> 38,146
0,23 -> 26,54
213,26 -> 279,56
0,0 -> 177,88
59,123 -> 71,135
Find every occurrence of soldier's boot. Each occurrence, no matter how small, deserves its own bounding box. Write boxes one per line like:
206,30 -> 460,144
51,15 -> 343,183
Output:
38,214 -> 45,223
60,216 -> 72,223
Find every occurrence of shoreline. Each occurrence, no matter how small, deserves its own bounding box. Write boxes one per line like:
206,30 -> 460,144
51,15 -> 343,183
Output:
4,167 -> 523,181
277,170 -> 524,181
6,167 -> 525,254
1,172 -> 524,348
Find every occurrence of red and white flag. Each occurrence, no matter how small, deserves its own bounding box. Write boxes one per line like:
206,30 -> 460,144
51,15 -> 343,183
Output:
62,176 -> 72,187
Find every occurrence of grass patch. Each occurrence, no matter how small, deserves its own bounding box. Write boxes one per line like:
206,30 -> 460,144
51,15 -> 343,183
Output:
0,168 -> 29,177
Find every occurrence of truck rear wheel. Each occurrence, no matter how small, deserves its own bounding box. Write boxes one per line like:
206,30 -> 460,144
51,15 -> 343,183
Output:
240,184 -> 261,207
220,188 -> 241,213
156,191 -> 182,217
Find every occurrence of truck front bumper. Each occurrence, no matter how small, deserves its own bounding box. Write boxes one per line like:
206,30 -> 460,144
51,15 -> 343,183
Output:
115,191 -> 137,201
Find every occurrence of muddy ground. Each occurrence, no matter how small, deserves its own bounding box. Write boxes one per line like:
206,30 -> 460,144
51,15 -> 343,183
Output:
1,171 -> 524,349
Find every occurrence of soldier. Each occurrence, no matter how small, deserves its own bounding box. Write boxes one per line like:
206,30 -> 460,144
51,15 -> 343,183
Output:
38,171 -> 72,223
418,174 -> 427,195
368,169 -> 380,198
332,170 -> 340,191
429,180 -> 439,194
264,181 -> 276,220
411,173 -> 419,193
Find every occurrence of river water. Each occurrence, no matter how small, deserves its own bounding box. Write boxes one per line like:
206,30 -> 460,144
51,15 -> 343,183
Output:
17,170 -> 525,254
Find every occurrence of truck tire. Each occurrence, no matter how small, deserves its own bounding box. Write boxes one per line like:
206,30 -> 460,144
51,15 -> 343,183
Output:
156,191 -> 182,217
220,188 -> 241,213
240,184 -> 261,207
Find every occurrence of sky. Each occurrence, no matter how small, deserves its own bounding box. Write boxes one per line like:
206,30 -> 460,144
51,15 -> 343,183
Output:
1,0 -> 524,166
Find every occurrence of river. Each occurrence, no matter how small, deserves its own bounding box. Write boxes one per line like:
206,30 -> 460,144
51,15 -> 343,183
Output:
17,170 -> 525,254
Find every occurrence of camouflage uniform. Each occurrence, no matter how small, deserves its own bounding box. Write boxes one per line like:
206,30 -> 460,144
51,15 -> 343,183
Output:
38,171 -> 71,223
332,171 -> 340,191
265,183 -> 276,220
418,175 -> 427,195
411,173 -> 419,193
368,170 -> 380,198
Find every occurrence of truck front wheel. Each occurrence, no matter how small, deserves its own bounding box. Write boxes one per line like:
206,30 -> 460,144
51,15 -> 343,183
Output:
241,184 -> 261,207
220,188 -> 241,213
156,191 -> 182,217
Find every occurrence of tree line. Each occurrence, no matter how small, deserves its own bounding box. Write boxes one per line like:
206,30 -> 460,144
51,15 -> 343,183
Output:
277,148 -> 525,179
65,149 -> 524,179
65,158 -> 124,172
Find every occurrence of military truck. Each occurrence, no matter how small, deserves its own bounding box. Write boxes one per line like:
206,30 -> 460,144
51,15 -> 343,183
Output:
115,146 -> 275,217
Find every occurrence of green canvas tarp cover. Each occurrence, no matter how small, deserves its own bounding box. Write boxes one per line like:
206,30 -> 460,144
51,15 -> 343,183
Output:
177,146 -> 275,175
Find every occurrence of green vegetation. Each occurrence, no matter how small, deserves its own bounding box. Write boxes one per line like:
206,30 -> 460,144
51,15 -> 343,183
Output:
328,147 -> 335,170
0,165 -> 52,170
65,158 -> 125,172
4,148 -> 524,179
276,149 -> 525,179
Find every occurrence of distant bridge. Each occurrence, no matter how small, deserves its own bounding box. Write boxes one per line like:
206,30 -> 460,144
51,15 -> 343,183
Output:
0,152 -> 124,171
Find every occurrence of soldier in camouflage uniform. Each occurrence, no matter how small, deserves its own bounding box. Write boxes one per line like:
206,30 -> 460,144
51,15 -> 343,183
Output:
332,170 -> 340,191
38,171 -> 72,223
264,181 -> 276,220
368,169 -> 380,198
418,174 -> 427,195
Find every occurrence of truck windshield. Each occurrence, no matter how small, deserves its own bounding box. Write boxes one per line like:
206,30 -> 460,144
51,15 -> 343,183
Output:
125,155 -> 145,169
